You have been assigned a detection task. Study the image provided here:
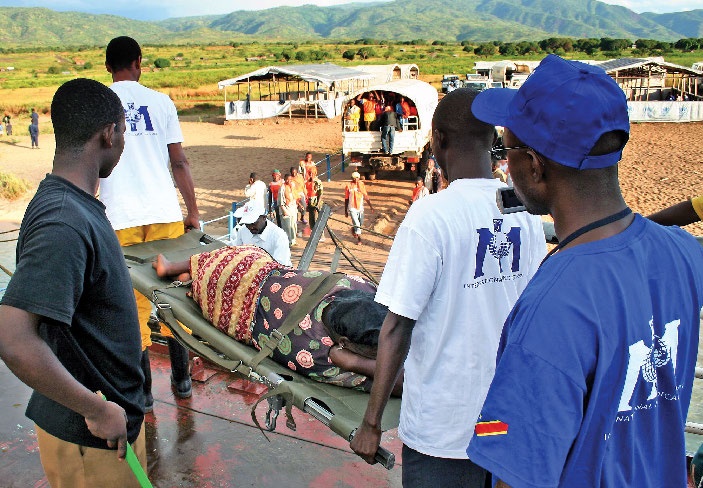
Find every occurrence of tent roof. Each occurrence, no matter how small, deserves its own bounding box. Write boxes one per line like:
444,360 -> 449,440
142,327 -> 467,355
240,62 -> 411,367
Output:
217,63 -> 373,89
596,57 -> 703,76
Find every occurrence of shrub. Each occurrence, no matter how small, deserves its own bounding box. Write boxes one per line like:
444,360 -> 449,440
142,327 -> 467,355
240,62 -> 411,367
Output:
0,171 -> 31,200
154,58 -> 171,68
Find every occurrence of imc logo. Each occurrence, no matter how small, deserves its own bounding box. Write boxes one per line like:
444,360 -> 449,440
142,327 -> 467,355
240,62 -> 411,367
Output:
618,318 -> 680,412
474,219 -> 522,279
124,103 -> 154,132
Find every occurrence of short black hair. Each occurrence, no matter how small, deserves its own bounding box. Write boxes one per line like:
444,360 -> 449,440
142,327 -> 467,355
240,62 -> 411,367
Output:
321,289 -> 387,346
106,36 -> 141,72
51,78 -> 123,151
433,88 -> 494,147
250,172 -> 257,179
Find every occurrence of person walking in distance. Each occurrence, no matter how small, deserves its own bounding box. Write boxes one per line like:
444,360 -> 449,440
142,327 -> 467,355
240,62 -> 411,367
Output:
345,171 -> 374,244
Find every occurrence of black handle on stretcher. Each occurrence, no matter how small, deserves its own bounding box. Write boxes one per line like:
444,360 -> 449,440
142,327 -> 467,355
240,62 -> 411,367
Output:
349,429 -> 395,470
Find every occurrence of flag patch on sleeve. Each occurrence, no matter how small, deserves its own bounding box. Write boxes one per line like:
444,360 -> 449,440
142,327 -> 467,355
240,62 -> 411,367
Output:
475,420 -> 508,436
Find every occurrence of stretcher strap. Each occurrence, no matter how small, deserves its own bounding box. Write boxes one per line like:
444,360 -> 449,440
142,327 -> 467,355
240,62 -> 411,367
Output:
250,386 -> 296,438
244,272 -> 345,372
152,292 -> 245,374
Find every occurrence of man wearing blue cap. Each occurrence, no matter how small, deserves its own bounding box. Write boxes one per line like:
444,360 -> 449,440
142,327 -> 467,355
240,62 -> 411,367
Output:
466,54 -> 703,487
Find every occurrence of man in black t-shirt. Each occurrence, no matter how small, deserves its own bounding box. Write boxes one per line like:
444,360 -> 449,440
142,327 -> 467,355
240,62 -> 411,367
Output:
0,79 -> 146,487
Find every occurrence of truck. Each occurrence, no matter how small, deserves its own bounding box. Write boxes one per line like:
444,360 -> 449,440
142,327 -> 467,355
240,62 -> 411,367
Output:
463,78 -> 504,92
441,74 -> 462,93
342,79 -> 439,179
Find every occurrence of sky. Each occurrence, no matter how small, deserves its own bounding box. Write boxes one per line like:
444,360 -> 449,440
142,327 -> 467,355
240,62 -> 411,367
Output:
0,0 -> 699,21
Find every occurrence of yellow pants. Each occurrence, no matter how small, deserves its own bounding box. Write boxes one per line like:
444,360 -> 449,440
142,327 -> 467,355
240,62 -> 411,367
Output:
36,423 -> 147,488
116,222 -> 184,349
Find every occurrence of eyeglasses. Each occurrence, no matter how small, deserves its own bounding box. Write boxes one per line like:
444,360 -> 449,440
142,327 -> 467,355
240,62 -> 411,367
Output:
489,144 -> 530,161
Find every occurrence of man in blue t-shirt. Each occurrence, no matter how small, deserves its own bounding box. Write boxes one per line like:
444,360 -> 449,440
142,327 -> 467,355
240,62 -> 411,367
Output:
467,54 -> 703,487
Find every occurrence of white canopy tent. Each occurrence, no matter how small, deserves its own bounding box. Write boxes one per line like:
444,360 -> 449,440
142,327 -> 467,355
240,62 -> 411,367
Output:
217,64 -> 374,120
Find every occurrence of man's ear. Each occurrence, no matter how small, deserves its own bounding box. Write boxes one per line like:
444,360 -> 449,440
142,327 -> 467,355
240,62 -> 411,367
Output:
433,128 -> 446,150
134,56 -> 142,70
527,150 -> 546,183
101,123 -> 115,148
105,61 -> 113,74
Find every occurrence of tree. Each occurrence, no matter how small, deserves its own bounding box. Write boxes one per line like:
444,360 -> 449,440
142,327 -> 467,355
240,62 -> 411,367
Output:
474,43 -> 497,57
499,43 -> 518,56
675,38 -> 701,51
342,50 -> 356,61
516,41 -> 540,55
574,38 -> 600,55
154,58 -> 171,68
356,47 -> 376,59
600,38 -> 631,52
294,50 -> 309,62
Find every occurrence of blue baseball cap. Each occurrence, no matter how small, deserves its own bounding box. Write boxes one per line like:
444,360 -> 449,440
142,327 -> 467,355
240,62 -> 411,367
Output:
472,55 -> 630,170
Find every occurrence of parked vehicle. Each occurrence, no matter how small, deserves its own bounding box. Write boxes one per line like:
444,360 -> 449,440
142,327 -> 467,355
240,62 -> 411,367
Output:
464,79 -> 503,91
441,74 -> 462,93
342,79 -> 438,179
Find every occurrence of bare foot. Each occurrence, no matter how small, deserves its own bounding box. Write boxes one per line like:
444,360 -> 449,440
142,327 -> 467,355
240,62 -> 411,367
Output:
153,254 -> 192,281
152,254 -> 179,278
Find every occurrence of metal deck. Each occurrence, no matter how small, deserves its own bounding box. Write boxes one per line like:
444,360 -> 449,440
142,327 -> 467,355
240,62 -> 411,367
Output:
0,342 -> 403,487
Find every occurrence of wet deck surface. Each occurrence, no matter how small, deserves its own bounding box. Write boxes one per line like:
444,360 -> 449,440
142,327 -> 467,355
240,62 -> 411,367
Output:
0,343 -> 403,487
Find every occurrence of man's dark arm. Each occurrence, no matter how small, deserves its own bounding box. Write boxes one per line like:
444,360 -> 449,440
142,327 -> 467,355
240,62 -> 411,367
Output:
0,305 -> 130,459
350,311 -> 415,464
647,199 -> 700,227
168,142 -> 200,231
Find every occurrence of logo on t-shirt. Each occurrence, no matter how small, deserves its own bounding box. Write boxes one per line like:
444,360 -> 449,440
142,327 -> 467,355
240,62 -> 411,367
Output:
474,219 -> 522,279
124,103 -> 154,132
617,317 -> 680,412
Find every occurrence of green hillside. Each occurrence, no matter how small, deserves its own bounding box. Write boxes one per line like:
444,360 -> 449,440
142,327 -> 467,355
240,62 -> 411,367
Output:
0,0 -> 698,48
642,10 -> 703,38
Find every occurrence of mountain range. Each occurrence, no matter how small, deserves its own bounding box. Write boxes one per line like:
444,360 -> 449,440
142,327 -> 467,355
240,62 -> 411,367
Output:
0,0 -> 701,48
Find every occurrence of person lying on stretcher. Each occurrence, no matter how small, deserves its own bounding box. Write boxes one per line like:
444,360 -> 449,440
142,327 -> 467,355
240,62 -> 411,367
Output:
153,245 -> 403,396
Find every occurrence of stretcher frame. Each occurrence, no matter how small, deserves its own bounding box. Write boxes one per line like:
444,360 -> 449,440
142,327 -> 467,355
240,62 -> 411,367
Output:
123,227 -> 400,469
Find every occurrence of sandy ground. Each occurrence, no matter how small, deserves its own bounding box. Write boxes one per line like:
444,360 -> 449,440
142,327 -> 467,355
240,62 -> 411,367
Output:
2,117 -> 703,273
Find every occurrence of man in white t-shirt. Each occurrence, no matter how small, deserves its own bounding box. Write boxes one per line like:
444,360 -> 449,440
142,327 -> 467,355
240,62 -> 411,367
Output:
350,88 -> 546,487
244,172 -> 268,212
232,200 -> 292,267
101,36 -> 200,409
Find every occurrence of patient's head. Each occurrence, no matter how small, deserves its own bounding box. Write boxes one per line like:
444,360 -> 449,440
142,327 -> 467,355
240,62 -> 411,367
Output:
321,288 -> 387,358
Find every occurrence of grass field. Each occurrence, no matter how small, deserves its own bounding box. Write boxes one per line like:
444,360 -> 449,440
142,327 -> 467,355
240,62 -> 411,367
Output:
1,41 -> 701,126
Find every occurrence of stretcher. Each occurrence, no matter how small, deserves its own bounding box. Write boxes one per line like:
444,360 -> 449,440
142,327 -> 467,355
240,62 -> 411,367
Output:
123,229 -> 400,469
